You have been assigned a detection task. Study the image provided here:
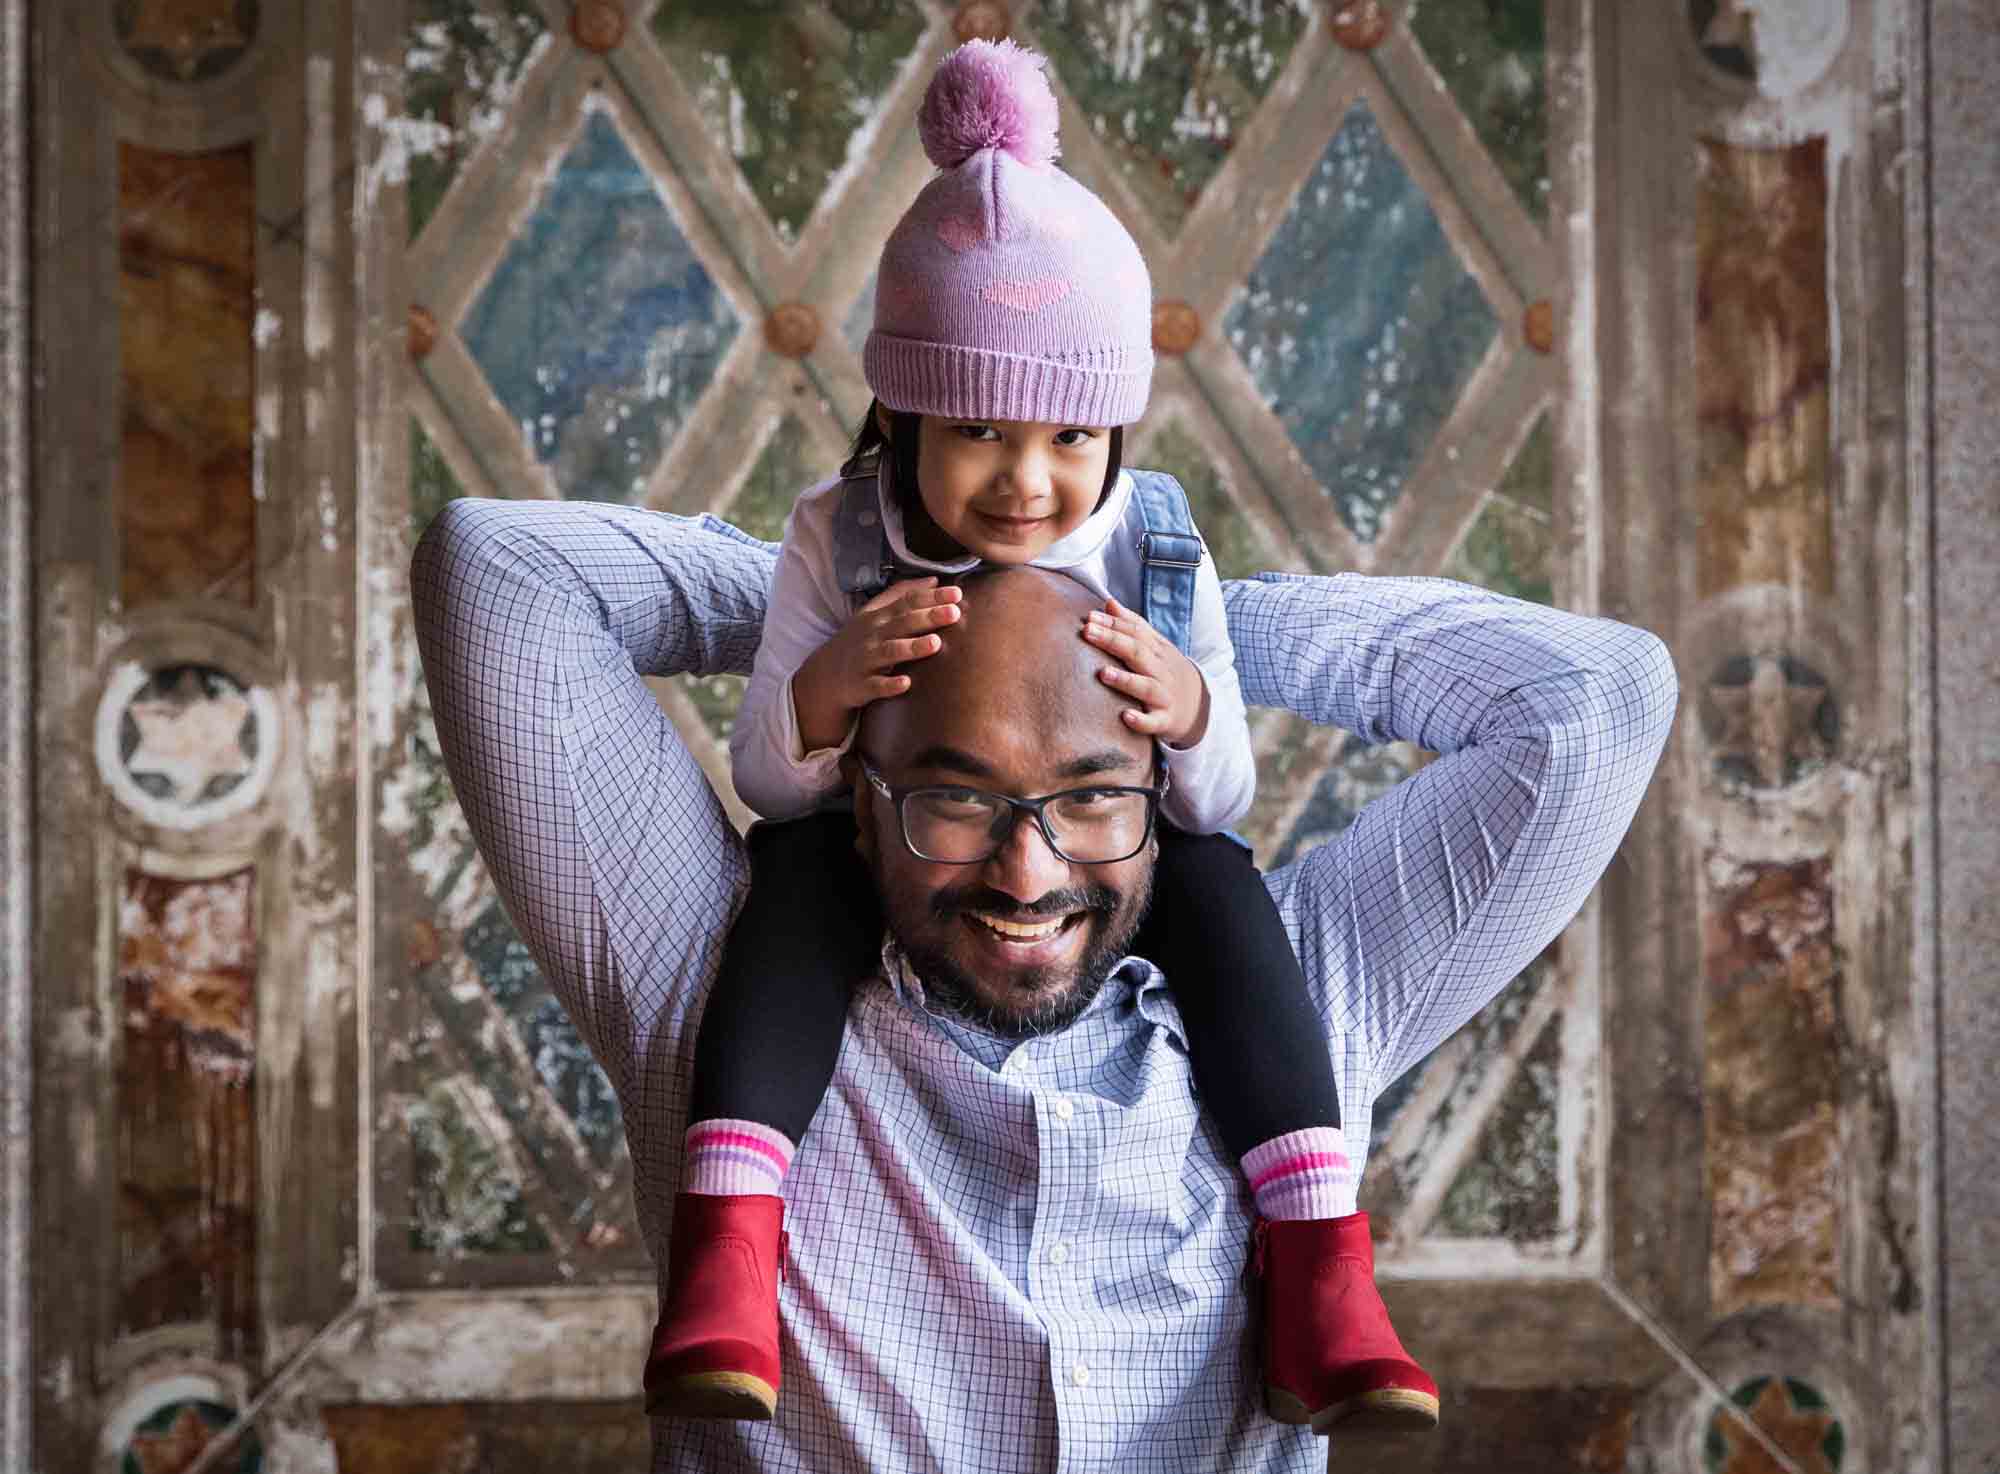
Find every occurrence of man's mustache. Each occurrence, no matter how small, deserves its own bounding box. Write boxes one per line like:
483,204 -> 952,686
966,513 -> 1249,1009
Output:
930,884 -> 1121,923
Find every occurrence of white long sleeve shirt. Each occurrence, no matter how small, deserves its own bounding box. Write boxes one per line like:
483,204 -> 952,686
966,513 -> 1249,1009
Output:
728,466 -> 1256,831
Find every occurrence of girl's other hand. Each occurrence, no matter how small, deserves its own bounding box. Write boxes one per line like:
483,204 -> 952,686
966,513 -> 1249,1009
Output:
792,578 -> 962,751
1081,598 -> 1211,748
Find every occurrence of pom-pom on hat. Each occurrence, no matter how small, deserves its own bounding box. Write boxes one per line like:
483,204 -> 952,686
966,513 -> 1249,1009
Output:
864,39 -> 1153,428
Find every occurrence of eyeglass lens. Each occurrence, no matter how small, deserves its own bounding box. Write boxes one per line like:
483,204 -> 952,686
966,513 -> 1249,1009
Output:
903,788 -> 1150,864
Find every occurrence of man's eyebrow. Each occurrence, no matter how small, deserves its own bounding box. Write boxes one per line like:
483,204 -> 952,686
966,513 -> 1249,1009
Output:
904,746 -> 1142,782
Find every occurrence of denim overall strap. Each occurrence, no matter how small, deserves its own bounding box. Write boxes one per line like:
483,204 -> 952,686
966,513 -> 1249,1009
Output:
1127,470 -> 1205,659
830,459 -> 898,608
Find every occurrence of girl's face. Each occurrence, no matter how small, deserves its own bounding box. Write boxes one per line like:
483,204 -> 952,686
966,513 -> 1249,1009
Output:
896,411 -> 1114,564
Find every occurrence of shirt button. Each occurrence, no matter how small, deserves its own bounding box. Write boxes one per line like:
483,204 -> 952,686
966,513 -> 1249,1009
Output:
1048,1243 -> 1069,1266
1053,1097 -> 1075,1121
1071,1363 -> 1090,1387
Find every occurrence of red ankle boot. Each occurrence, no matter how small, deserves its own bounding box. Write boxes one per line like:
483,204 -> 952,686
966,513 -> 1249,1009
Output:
1254,1212 -> 1439,1435
644,1193 -> 785,1420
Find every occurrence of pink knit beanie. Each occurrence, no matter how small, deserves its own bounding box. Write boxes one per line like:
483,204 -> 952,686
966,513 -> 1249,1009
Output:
863,40 -> 1154,428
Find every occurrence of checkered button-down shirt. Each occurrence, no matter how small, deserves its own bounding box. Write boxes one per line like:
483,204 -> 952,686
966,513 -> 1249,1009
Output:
410,497 -> 1677,1474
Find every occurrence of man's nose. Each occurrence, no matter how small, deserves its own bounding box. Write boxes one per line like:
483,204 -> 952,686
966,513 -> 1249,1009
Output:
981,810 -> 1071,904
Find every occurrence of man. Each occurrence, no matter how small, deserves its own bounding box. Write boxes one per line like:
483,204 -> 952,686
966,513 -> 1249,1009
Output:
411,499 -> 1675,1473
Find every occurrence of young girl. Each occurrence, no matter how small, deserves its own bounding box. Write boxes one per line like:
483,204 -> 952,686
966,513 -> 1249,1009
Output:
645,40 -> 1437,1438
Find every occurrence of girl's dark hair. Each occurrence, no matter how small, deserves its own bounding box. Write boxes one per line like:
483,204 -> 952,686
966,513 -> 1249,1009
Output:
843,401 -> 1125,523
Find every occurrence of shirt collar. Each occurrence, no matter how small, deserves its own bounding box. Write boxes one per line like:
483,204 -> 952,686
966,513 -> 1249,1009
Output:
876,456 -> 1133,574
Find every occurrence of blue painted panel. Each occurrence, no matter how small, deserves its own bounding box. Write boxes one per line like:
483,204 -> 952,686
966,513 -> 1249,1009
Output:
1225,103 -> 1497,544
463,111 -> 740,501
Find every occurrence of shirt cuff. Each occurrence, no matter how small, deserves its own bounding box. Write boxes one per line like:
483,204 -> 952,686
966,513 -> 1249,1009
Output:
780,673 -> 860,768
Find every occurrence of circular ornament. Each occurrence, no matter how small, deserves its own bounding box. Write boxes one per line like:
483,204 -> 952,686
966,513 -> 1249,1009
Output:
953,2 -> 1012,44
120,1397 -> 262,1474
1699,652 -> 1839,792
1703,1375 -> 1844,1473
763,303 -> 822,359
408,303 -> 439,362
95,663 -> 279,831
1524,300 -> 1556,354
113,0 -> 259,84
1329,1 -> 1390,52
570,0 -> 626,54
1151,300 -> 1201,356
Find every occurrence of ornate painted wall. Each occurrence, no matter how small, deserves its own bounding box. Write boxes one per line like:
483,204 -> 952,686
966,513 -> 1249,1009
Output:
10,1 -> 1984,1471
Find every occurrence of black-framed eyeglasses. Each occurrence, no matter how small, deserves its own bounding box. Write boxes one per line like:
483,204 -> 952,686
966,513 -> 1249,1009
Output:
858,756 -> 1167,865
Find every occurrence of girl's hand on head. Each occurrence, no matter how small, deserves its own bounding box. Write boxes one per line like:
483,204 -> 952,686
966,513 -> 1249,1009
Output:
1081,598 -> 1211,748
792,578 -> 963,751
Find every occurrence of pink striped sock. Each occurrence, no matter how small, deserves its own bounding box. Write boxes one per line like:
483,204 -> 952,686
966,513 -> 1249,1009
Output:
683,1118 -> 795,1198
1242,1128 -> 1359,1221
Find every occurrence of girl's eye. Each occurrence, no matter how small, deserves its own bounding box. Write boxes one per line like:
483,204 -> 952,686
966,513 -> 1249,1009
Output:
1054,428 -> 1096,447
952,424 -> 999,442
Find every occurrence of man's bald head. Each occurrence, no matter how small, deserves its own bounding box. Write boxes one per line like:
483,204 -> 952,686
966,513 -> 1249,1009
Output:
859,565 -> 1141,768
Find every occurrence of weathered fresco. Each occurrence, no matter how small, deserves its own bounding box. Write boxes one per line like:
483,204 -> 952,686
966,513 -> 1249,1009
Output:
21,0 -> 1941,1469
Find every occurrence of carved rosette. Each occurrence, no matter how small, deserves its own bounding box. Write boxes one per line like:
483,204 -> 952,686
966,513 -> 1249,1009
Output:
571,0 -> 627,54
763,302 -> 822,359
1151,300 -> 1201,356
953,1 -> 1012,44
1329,0 -> 1390,52
95,662 -> 279,831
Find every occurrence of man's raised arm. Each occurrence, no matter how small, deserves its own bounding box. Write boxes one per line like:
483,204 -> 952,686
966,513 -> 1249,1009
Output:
409,500 -> 778,1091
1227,572 -> 1677,1097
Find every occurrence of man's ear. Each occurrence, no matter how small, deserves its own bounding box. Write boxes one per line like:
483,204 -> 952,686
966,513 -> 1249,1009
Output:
839,754 -> 877,864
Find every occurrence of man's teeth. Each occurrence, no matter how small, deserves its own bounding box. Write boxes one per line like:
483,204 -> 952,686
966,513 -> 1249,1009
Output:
973,913 -> 1066,940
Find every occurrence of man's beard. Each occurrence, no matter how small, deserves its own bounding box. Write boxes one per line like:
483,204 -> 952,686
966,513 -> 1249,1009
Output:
890,875 -> 1152,1040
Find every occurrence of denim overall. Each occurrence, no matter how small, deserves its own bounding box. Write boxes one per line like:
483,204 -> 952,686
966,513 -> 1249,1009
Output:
827,459 -> 1206,661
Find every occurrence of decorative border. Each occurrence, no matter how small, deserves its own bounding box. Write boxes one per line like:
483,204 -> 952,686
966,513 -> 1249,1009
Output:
1926,3 -> 2000,1468
0,0 -> 30,1463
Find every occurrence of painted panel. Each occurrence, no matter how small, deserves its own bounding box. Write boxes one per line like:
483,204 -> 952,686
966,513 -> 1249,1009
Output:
650,0 -> 926,245
1704,858 -> 1840,1315
461,107 -> 741,501
116,869 -> 257,1357
1446,413 -> 1554,604
1433,1013 -> 1560,1239
410,418 -> 466,538
1032,0 -> 1313,236
1137,418 -> 1274,582
403,0 -> 550,242
1225,103 -> 1497,544
119,143 -> 256,609
1406,0 -> 1551,219
1694,137 -> 1831,600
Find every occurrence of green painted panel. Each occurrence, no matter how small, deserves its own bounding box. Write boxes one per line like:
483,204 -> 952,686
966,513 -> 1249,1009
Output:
652,0 -> 926,244
1032,0 -> 1313,235
1139,420 -> 1271,582
404,0 -> 549,243
1433,1015 -> 1560,1239
1406,0 -> 1551,220
411,417 -> 467,538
